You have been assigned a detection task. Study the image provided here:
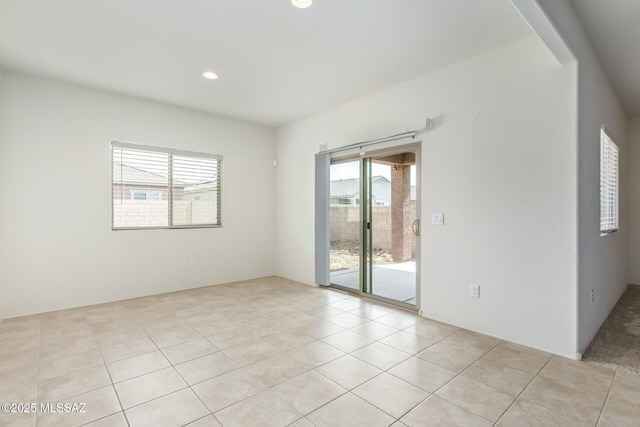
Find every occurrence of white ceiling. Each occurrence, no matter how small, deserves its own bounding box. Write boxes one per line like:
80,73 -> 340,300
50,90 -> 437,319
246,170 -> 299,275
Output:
570,0 -> 640,117
0,1 -> 533,127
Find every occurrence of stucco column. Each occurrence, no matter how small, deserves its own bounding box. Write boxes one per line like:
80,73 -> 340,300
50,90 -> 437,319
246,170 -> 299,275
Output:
391,165 -> 412,262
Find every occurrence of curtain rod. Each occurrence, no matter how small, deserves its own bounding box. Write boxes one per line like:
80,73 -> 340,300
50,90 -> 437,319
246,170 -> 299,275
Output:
317,117 -> 432,155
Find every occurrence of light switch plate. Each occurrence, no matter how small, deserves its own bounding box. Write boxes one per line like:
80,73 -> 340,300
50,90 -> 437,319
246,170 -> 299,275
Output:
470,284 -> 480,298
432,213 -> 444,225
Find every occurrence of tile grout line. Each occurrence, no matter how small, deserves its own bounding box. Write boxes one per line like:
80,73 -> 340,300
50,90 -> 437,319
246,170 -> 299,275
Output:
594,369 -> 617,427
413,339 -> 504,424
490,352 -> 555,426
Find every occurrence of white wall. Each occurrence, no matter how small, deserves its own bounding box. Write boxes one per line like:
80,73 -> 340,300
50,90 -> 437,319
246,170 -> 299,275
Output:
628,117 -> 640,285
0,72 -> 276,318
537,0 -> 628,354
276,36 -> 579,357
0,68 -> 3,322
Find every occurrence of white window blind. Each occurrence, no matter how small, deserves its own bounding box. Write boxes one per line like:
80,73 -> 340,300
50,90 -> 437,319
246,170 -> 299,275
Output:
112,142 -> 222,229
600,128 -> 619,234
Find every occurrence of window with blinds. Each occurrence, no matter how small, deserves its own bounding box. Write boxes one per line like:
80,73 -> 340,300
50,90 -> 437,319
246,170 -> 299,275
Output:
112,142 -> 222,229
600,128 -> 619,234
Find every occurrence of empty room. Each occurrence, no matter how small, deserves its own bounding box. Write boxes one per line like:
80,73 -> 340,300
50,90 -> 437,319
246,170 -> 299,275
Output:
1,0 -> 640,426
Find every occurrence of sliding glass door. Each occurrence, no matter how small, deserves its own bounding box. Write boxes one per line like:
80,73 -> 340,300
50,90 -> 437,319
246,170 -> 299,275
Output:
328,145 -> 419,308
329,160 -> 361,291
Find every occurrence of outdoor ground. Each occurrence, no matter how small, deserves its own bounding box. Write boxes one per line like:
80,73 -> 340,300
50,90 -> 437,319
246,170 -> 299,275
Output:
330,240 -> 392,271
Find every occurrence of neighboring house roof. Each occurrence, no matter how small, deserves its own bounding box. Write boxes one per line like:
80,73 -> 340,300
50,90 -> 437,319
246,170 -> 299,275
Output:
185,181 -> 219,192
330,176 -> 390,198
113,162 -> 186,187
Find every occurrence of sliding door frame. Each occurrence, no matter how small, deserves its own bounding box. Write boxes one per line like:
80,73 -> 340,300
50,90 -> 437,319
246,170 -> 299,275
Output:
327,141 -> 421,312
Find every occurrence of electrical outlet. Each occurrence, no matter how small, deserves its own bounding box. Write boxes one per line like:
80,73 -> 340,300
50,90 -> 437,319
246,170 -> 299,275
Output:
470,284 -> 480,298
190,258 -> 197,267
591,289 -> 594,302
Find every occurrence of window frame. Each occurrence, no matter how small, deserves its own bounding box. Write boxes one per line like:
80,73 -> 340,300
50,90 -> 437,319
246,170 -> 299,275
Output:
130,190 -> 163,201
111,141 -> 222,230
600,127 -> 619,235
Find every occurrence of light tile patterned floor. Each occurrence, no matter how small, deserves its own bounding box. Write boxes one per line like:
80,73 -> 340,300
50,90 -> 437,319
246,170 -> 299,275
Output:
0,276 -> 639,426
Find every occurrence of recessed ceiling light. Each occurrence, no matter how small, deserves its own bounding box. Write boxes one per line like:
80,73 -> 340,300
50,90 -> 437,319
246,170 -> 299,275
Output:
291,0 -> 312,9
203,71 -> 218,80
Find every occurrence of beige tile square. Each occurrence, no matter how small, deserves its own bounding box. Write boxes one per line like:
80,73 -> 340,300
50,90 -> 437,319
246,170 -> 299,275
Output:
388,356 -> 457,393
287,418 -> 315,427
0,409 -> 36,427
0,382 -> 37,405
351,342 -> 411,370
114,367 -> 187,409
416,341 -> 480,372
281,311 -> 323,327
326,312 -> 367,328
538,356 -> 614,393
482,341 -> 551,375
496,398 -> 591,426
306,392 -> 394,427
94,327 -> 148,348
138,318 -> 191,336
39,328 -> 94,348
125,388 -> 209,427
322,330 -> 374,353
439,330 -> 501,356
294,319 -> 345,339
107,350 -> 170,383
380,331 -> 435,354
462,356 -> 535,395
274,370 -> 345,415
175,352 -> 239,385
349,303 -> 396,320
90,318 -> 136,335
184,415 -> 222,426
0,346 -> 38,374
0,359 -> 38,395
401,395 -> 492,427
608,371 -> 640,407
598,398 -> 640,427
83,412 -> 129,427
148,326 -> 202,348
435,375 -> 516,422
214,390 -> 300,427
403,319 -> 459,341
316,355 -> 382,390
353,372 -> 429,418
99,337 -> 157,363
263,329 -> 317,351
244,353 -> 311,387
375,311 -> 422,329
38,365 -> 111,402
519,374 -> 610,424
296,302 -> 345,319
36,386 -> 121,427
245,319 -> 293,338
223,339 -> 282,366
38,348 -> 104,381
330,299 -> 362,311
185,415 -> 222,427
206,328 -> 260,350
192,319 -> 243,337
40,335 -> 100,359
0,384 -> 37,427
161,338 -> 219,365
350,320 -> 399,340
193,368 -> 266,412
288,341 -> 345,368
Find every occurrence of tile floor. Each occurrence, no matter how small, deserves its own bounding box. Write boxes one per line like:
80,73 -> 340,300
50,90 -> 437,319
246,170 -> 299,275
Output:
1,276 -> 639,427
